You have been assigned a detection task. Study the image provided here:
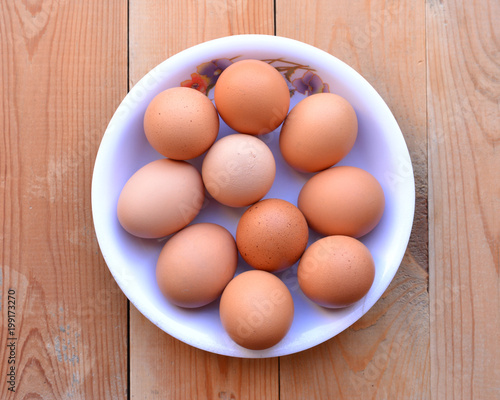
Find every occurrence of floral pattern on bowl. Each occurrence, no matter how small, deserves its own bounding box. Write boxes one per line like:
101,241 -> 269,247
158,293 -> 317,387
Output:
181,57 -> 330,98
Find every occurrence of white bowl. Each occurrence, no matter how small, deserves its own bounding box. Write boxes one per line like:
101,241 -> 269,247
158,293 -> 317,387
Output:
92,34 -> 415,358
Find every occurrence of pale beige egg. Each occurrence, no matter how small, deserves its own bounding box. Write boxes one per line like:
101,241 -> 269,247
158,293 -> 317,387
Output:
202,134 -> 276,207
117,159 -> 204,238
156,223 -> 237,308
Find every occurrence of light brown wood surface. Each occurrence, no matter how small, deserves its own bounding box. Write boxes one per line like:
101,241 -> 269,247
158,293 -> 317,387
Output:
427,0 -> 500,398
1,0 -> 498,399
0,0 -> 128,399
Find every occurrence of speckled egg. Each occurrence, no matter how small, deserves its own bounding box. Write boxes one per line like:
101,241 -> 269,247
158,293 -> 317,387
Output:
236,198 -> 309,272
143,87 -> 219,160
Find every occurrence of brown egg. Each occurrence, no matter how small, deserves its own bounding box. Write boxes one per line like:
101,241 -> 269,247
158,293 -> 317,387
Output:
156,223 -> 237,308
298,235 -> 375,308
117,159 -> 204,238
219,270 -> 294,350
143,87 -> 219,160
236,199 -> 309,272
279,93 -> 358,172
202,134 -> 276,207
214,59 -> 290,135
298,166 -> 385,238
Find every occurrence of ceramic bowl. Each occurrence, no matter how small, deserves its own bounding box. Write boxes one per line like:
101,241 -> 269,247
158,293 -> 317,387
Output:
92,34 -> 415,358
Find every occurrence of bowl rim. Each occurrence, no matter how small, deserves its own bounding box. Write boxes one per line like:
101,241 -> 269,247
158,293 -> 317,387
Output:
92,34 -> 416,358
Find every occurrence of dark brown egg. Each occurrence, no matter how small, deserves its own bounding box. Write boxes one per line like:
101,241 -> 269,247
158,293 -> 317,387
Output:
236,199 -> 309,272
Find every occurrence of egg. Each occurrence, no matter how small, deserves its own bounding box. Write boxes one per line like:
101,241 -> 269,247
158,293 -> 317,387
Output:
143,87 -> 219,160
156,223 -> 237,308
214,59 -> 290,135
202,134 -> 276,207
117,159 -> 204,238
297,235 -> 375,308
298,166 -> 385,238
236,199 -> 309,272
219,270 -> 294,350
279,93 -> 358,172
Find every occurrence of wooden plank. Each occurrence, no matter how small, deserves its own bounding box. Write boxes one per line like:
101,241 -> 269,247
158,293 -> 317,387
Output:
0,0 -> 128,399
130,307 -> 278,399
128,1 -> 277,399
427,0 -> 500,398
276,0 -> 429,398
129,0 -> 276,87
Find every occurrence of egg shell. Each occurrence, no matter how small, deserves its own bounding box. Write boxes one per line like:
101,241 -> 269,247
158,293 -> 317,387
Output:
143,87 -> 219,160
117,159 -> 204,238
156,223 -> 238,308
219,270 -> 294,350
236,198 -> 309,272
297,235 -> 375,308
298,166 -> 385,238
214,59 -> 290,135
279,93 -> 358,172
202,134 -> 276,207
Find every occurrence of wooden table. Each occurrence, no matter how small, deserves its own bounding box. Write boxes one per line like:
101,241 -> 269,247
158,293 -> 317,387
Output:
1,0 -> 498,398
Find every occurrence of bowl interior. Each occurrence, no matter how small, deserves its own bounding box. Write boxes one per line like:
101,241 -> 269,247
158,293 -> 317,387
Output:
92,35 -> 415,358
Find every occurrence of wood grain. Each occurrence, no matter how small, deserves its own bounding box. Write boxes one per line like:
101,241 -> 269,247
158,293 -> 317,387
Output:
128,1 -> 276,399
276,0 -> 429,398
427,0 -> 500,398
0,0 -> 128,398
1,0 -> 497,398
130,307 -> 278,399
129,0 -> 276,87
